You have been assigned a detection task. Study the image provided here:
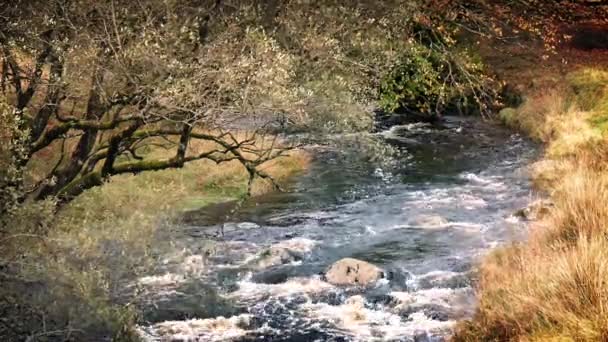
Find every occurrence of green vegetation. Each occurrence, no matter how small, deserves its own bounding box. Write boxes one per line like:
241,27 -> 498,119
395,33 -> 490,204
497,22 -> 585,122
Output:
380,47 -> 447,114
1,139 -> 308,340
2,1 -> 494,339
380,44 -> 492,117
496,69 -> 608,160
568,69 -> 608,134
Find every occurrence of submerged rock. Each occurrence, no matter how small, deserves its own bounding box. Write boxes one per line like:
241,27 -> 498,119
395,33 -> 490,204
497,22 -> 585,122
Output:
514,199 -> 553,221
254,238 -> 318,269
416,271 -> 471,290
324,258 -> 385,286
230,276 -> 334,304
142,314 -> 253,341
411,214 -> 449,228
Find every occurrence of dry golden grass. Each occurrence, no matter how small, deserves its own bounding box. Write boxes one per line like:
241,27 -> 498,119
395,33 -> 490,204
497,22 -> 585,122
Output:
454,68 -> 608,341
455,170 -> 608,341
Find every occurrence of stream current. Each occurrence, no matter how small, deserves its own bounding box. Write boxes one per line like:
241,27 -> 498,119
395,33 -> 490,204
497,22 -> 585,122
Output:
136,117 -> 538,342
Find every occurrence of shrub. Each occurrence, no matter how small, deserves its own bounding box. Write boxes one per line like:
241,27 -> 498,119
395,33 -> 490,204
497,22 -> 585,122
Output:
379,44 -> 493,117
379,46 -> 446,114
0,97 -> 28,216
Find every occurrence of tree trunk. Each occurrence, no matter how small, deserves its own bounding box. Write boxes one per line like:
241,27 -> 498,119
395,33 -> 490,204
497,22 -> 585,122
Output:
35,58 -> 107,200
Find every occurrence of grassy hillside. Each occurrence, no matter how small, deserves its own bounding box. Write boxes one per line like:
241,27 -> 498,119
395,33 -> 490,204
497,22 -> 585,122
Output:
446,1 -> 608,339
455,66 -> 608,341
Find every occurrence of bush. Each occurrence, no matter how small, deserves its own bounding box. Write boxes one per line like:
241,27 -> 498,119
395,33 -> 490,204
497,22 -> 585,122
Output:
379,46 -> 445,114
0,97 -> 27,216
379,44 -> 493,117
0,139 -> 309,341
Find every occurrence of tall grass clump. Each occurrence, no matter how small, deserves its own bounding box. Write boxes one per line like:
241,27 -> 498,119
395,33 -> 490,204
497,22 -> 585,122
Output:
455,170 -> 608,341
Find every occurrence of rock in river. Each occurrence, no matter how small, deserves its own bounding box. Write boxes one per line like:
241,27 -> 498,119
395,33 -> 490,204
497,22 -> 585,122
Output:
254,238 -> 318,269
411,214 -> 449,228
514,199 -> 553,221
324,258 -> 385,286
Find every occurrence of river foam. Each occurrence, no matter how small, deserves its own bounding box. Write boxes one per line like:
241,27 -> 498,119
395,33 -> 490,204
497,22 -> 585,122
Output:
136,116 -> 537,341
138,314 -> 254,342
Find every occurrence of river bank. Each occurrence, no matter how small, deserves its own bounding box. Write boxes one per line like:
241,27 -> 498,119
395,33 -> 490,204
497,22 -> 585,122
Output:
3,2 -> 607,340
0,141 -> 309,340
454,65 -> 608,339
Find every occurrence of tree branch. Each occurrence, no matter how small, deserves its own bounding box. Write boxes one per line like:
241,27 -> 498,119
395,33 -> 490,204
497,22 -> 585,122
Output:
31,52 -> 65,142
100,119 -> 143,177
30,113 -> 146,153
57,146 -> 237,201
17,29 -> 54,110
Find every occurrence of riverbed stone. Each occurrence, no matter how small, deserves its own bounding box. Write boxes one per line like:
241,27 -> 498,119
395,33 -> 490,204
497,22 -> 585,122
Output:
514,199 -> 553,221
255,238 -> 318,269
411,214 -> 449,228
324,258 -> 385,286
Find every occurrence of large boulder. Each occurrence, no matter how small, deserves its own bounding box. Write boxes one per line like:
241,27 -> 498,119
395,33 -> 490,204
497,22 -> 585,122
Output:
324,258 -> 385,286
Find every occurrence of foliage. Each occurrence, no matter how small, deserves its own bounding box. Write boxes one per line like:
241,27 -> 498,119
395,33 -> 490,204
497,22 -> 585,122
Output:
3,0 -> 587,340
377,21 -> 496,116
0,145 -> 308,341
1,2 -> 319,338
0,97 -> 28,216
1,0 -> 299,205
0,0 -> 516,205
380,46 -> 446,114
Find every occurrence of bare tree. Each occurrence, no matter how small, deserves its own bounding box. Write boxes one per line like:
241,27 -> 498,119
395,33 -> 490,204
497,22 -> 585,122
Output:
0,0 -> 297,205
0,0 -> 500,208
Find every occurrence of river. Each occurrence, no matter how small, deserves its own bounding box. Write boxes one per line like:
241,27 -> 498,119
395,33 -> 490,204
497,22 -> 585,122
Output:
135,116 -> 538,342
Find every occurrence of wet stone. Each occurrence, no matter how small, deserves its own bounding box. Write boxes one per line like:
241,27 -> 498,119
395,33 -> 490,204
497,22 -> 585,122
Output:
416,272 -> 471,290
140,282 -> 241,324
250,267 -> 293,285
400,304 -> 454,322
324,258 -> 385,287
414,330 -> 446,342
137,116 -> 537,342
385,268 -> 414,290
367,293 -> 400,307
253,238 -> 318,270
250,262 -> 326,285
513,199 -> 553,221
315,291 -> 347,306
411,214 -> 449,228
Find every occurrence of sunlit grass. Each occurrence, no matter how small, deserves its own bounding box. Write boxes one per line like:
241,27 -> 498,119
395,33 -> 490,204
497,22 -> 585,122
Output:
454,68 -> 608,341
455,170 -> 608,341
1,136 -> 309,340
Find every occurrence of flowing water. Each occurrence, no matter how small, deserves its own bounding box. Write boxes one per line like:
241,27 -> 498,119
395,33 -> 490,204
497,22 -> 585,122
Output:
135,117 -> 538,342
